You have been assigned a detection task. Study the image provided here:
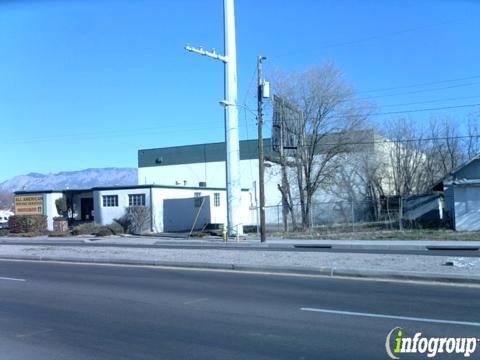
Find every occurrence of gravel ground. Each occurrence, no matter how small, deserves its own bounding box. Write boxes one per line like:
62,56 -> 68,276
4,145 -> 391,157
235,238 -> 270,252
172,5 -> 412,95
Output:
0,245 -> 479,277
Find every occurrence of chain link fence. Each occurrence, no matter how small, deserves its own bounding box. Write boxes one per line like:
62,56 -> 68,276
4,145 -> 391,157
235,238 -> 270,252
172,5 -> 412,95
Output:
252,199 -> 406,234
248,193 -> 448,235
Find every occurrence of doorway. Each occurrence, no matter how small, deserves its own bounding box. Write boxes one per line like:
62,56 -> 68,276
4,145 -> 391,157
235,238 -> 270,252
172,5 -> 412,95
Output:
80,198 -> 94,221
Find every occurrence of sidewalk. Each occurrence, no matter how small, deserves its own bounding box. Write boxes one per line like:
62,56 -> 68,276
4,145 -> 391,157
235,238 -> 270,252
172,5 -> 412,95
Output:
0,239 -> 479,285
1,235 -> 480,251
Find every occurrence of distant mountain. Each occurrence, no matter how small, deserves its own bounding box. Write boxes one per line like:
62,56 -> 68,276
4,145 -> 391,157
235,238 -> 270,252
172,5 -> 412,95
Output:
0,168 -> 138,193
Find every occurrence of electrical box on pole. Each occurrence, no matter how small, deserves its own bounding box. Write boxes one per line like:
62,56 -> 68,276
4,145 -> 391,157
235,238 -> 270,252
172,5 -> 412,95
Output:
262,81 -> 270,99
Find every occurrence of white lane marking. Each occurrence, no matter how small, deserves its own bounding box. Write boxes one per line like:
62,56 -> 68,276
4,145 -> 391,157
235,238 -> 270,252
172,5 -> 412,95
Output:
184,297 -> 209,305
0,276 -> 26,282
16,329 -> 53,338
300,308 -> 480,327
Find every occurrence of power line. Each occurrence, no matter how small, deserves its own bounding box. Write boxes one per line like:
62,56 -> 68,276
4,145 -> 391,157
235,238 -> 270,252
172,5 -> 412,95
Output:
365,103 -> 480,117
264,102 -> 480,125
271,16 -> 474,59
1,122 -> 224,145
358,81 -> 480,101
4,102 -> 478,146
357,75 -> 480,95
375,95 -> 480,108
242,64 -> 258,105
290,134 -> 480,148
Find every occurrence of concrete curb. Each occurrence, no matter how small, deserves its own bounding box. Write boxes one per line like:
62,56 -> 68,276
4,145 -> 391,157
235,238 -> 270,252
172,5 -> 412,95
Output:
1,255 -> 479,285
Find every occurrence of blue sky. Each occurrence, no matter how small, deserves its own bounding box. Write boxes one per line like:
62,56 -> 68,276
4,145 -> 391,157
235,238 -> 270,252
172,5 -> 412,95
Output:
0,0 -> 479,181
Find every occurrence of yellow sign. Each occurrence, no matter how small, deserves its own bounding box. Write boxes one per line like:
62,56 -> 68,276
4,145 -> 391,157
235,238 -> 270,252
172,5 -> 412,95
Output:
15,195 -> 44,215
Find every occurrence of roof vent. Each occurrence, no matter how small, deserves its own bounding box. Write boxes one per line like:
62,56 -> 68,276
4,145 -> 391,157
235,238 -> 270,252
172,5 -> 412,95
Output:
199,182 -> 207,188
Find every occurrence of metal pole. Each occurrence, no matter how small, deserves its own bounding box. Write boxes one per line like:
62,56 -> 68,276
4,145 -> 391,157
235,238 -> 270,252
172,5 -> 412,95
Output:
399,195 -> 403,231
184,1 -> 241,237
257,55 -> 267,242
279,102 -> 289,232
351,200 -> 355,232
224,0 -> 242,237
253,180 -> 259,235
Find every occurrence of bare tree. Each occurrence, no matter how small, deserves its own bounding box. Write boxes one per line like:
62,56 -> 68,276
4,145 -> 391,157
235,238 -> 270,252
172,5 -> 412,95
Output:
0,191 -> 13,210
464,112 -> 480,160
385,118 -> 427,196
273,63 -> 370,230
416,116 -> 465,190
332,149 -> 389,221
114,206 -> 151,234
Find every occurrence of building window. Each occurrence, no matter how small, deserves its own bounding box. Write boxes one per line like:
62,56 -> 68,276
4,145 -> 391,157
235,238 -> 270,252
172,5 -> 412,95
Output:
214,193 -> 220,207
103,195 -> 118,207
129,194 -> 146,206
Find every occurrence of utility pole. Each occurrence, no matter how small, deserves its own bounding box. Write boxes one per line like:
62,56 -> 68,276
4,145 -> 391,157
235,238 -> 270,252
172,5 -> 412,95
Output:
257,56 -> 267,242
185,0 -> 242,237
279,104 -> 289,232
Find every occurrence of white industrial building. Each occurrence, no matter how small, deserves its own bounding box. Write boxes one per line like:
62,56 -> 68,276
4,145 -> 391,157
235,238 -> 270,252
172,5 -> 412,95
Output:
14,185 -> 253,232
138,138 -> 282,207
137,130 -> 387,224
13,129 -> 409,233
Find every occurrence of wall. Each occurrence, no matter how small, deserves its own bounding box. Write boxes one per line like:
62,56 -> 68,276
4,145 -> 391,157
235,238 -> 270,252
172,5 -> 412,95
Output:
163,196 -> 211,232
443,157 -> 480,229
94,188 -> 152,227
14,192 -> 62,231
150,187 -> 253,233
138,159 -> 283,208
454,185 -> 480,231
444,185 -> 455,225
151,188 -> 223,233
44,192 -> 63,230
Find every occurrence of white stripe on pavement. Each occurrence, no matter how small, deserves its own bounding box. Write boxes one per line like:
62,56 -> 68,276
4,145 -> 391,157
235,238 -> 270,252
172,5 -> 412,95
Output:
0,276 -> 26,282
300,307 -> 480,327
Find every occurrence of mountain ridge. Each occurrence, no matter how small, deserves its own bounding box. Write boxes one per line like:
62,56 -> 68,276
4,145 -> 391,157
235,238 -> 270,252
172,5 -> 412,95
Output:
0,168 -> 138,193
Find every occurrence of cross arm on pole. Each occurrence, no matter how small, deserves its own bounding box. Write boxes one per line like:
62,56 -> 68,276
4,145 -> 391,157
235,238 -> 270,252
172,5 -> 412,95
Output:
185,45 -> 228,63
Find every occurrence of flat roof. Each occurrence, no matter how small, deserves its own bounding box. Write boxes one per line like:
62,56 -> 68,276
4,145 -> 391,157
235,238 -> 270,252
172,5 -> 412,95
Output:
138,130 -> 377,168
138,138 -> 273,168
14,184 -> 250,195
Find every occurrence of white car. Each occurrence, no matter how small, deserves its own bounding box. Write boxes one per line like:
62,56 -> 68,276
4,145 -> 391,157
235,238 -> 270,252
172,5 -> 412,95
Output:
0,211 -> 13,229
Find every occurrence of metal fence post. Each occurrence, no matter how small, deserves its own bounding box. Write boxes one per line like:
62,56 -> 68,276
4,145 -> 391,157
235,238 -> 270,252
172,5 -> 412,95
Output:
351,200 -> 355,232
277,205 -> 280,232
399,195 -> 403,231
311,203 -> 315,230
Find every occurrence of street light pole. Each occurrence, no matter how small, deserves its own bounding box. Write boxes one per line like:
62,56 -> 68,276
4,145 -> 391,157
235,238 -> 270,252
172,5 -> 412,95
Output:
185,0 -> 242,237
257,56 -> 267,242
223,0 -> 242,237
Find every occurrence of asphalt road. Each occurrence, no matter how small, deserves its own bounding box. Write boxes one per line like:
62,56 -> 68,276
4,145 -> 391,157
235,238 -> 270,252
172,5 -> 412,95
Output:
0,260 -> 479,360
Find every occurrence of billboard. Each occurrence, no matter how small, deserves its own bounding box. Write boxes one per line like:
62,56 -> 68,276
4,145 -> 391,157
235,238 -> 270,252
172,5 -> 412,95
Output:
15,195 -> 44,215
272,95 -> 303,155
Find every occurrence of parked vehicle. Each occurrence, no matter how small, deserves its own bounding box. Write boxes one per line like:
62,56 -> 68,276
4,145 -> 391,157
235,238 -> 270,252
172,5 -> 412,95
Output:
0,210 -> 13,229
